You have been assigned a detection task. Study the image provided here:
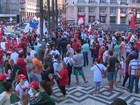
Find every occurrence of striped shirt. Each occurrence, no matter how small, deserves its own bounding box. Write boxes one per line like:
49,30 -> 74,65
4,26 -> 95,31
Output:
129,59 -> 139,75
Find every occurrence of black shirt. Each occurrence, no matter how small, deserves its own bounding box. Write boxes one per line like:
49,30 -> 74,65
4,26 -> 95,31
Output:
107,56 -> 119,72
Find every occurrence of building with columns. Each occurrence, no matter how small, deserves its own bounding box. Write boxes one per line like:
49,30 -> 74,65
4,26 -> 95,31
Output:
20,0 -> 40,19
65,0 -> 140,25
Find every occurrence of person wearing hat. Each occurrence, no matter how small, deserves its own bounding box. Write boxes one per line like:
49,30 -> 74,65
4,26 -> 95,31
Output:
29,81 -> 55,105
15,74 -> 29,97
91,58 -> 107,94
0,74 -> 7,93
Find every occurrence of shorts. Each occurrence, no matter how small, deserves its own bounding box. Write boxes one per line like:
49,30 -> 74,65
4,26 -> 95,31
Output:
107,72 -> 114,81
114,69 -> 118,80
73,68 -> 84,76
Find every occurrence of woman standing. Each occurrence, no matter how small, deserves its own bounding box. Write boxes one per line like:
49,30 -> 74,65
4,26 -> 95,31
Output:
63,52 -> 73,86
56,62 -> 69,100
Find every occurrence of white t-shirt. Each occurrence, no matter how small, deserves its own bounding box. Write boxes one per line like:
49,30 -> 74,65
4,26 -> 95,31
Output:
10,52 -> 19,63
30,50 -> 36,59
15,81 -> 29,97
102,50 -> 108,63
50,50 -> 60,57
91,64 -> 107,82
98,38 -> 104,46
129,59 -> 138,75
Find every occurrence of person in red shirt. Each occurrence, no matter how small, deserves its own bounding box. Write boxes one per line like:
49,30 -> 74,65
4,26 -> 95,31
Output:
92,41 -> 100,63
0,48 -> 3,73
19,38 -> 27,58
99,46 -> 105,61
56,62 -> 68,100
16,53 -> 27,77
72,39 -> 81,52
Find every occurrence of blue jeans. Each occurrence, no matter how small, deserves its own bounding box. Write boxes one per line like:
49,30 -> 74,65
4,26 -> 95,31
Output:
129,75 -> 139,93
83,52 -> 88,66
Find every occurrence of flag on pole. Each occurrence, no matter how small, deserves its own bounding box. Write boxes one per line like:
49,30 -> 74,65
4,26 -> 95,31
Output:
130,11 -> 139,28
0,25 -> 2,42
78,17 -> 84,25
88,24 -> 92,32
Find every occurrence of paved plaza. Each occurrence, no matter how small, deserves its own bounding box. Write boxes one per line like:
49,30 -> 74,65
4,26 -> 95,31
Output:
51,65 -> 140,105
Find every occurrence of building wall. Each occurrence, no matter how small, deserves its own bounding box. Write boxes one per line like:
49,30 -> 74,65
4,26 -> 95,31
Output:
20,0 -> 40,19
0,0 -> 19,15
66,0 -> 140,25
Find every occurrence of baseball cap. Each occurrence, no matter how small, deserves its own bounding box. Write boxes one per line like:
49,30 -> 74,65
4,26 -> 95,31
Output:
0,74 -> 8,81
18,74 -> 26,80
28,81 -> 39,89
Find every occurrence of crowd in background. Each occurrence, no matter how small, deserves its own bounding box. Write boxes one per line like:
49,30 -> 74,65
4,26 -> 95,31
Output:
0,24 -> 140,105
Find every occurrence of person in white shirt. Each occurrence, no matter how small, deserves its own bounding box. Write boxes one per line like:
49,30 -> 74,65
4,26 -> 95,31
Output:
102,46 -> 109,64
10,50 -> 19,64
50,46 -> 60,58
67,44 -> 74,58
53,55 -> 60,75
91,58 -> 107,94
30,46 -> 36,59
98,35 -> 104,46
15,74 -> 29,97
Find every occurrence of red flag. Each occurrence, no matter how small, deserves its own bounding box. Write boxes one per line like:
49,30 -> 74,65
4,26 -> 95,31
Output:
0,25 -> 2,42
130,12 -> 139,28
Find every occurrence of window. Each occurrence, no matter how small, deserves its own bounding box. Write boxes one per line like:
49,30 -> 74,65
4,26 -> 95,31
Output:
78,7 -> 85,13
77,0 -> 85,3
89,16 -> 95,23
89,7 -> 95,13
100,7 -> 106,13
110,0 -> 117,4
138,0 -> 140,3
100,0 -> 106,3
110,16 -> 116,23
89,0 -> 96,3
121,8 -> 127,14
100,16 -> 106,23
120,0 -> 127,4
120,17 -> 126,24
110,8 -> 117,14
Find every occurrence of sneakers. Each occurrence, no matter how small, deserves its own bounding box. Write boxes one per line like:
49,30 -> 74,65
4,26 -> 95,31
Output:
105,88 -> 113,92
60,95 -> 66,101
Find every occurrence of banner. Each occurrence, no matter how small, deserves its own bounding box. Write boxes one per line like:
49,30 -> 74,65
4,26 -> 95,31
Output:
0,25 -> 2,42
78,17 -> 84,25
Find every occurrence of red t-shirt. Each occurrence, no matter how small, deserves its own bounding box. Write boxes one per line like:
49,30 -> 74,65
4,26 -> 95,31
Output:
58,68 -> 69,86
17,58 -> 27,76
93,44 -> 100,55
72,42 -> 80,51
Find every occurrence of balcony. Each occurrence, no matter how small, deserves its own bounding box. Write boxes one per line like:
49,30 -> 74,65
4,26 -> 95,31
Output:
88,1 -> 97,4
109,2 -> 118,5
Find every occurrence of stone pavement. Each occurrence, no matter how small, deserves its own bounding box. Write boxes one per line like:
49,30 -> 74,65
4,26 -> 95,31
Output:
51,65 -> 140,105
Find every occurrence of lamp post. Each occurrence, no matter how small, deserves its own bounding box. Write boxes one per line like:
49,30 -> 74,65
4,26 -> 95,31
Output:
52,0 -> 55,30
40,0 -> 43,40
47,0 -> 51,35
55,0 -> 58,28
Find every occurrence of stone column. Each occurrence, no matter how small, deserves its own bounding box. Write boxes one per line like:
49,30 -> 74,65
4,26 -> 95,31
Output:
74,6 -> 78,24
117,7 -> 120,24
85,6 -> 89,25
96,6 -> 99,20
106,7 -> 110,25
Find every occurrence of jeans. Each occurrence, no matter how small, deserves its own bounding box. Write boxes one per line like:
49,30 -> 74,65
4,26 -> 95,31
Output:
129,75 -> 139,93
59,86 -> 66,95
83,52 -> 88,66
92,54 -> 98,63
122,72 -> 130,88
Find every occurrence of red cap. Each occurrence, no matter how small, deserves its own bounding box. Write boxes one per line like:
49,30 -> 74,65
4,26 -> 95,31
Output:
28,81 -> 39,89
0,74 -> 8,81
18,74 -> 26,80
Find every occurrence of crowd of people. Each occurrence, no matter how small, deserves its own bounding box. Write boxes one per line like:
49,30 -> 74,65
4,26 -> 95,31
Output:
0,24 -> 140,105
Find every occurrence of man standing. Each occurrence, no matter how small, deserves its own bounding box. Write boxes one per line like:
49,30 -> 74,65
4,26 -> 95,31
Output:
72,49 -> 88,84
81,40 -> 89,67
106,50 -> 119,91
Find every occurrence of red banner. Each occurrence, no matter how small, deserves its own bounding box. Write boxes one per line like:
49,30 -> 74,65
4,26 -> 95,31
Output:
0,25 -> 2,42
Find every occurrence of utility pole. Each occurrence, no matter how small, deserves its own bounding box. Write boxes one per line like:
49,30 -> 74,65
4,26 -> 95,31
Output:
47,0 -> 51,35
55,0 -> 58,28
52,0 -> 55,30
40,0 -> 43,40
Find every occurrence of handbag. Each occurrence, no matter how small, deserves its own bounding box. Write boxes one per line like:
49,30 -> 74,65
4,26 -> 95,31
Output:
95,64 -> 106,78
135,61 -> 140,78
